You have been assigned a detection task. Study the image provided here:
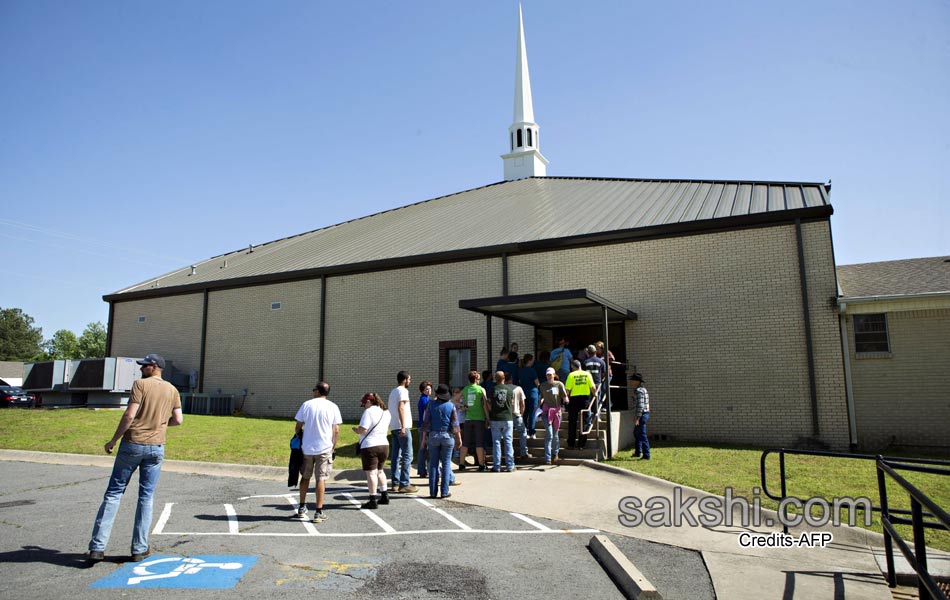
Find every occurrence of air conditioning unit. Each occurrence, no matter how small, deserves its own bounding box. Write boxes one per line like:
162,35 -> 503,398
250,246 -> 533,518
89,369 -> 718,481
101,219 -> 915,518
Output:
22,361 -> 68,391
68,357 -> 141,392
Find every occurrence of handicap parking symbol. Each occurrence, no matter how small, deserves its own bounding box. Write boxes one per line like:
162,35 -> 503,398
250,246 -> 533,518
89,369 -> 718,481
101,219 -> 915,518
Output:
90,555 -> 257,589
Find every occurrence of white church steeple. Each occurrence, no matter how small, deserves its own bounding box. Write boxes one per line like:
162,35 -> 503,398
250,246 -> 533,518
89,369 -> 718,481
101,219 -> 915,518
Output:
502,4 -> 548,181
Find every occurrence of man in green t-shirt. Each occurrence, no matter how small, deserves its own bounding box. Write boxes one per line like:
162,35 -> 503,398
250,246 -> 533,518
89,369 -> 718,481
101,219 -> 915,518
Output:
457,371 -> 489,472
488,371 -> 516,472
564,360 -> 595,449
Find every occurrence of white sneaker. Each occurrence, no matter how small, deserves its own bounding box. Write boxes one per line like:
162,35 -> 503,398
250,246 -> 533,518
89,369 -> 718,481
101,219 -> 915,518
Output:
292,506 -> 308,520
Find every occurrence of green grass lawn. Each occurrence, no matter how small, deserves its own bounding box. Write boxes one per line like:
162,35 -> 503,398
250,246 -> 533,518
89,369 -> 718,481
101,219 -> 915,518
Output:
606,441 -> 950,552
0,408 -> 367,472
1,409 -> 947,550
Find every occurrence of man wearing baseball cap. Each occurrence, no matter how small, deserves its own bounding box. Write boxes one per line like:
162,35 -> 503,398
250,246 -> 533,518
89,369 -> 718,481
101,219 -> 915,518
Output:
87,353 -> 183,563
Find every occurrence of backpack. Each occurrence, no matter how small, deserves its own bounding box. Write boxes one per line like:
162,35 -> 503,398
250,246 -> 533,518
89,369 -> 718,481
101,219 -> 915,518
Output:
550,350 -> 564,372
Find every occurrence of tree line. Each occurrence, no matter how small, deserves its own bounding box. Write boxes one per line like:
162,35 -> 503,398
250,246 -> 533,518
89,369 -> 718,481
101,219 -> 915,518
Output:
0,307 -> 106,362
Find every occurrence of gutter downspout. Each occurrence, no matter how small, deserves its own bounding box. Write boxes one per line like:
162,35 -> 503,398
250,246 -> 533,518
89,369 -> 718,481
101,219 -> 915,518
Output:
838,300 -> 858,449
502,253 -> 510,349
319,275 -> 327,382
198,290 -> 208,393
795,219 -> 821,438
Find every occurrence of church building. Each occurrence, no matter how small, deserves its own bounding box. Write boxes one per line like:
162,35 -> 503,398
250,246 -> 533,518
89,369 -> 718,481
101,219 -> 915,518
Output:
104,7 -> 852,453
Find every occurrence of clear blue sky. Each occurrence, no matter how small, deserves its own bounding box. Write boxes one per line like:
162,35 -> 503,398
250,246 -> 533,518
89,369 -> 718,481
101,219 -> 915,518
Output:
1,0 -> 947,337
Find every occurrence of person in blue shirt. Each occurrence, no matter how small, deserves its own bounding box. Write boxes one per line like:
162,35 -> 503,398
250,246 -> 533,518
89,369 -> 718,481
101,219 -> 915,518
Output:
416,381 -> 432,478
533,350 -> 551,383
481,370 -> 495,396
549,337 -> 573,383
494,347 -> 509,373
518,354 -> 541,439
420,384 -> 463,498
502,351 -> 520,386
582,345 -> 608,433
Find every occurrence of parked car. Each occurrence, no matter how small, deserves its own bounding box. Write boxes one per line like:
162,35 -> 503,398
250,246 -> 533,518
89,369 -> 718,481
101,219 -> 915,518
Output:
0,386 -> 35,408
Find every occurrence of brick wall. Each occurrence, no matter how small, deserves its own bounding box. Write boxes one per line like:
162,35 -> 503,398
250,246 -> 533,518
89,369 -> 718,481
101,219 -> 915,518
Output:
111,294 -> 203,373
508,220 -> 848,449
846,306 -> 950,450
107,220 -> 851,449
203,280 -> 321,417
324,258 -> 504,421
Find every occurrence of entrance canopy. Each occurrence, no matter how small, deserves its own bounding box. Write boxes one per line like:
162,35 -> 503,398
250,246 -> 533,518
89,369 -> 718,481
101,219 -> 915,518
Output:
458,289 -> 637,328
459,288 -> 636,459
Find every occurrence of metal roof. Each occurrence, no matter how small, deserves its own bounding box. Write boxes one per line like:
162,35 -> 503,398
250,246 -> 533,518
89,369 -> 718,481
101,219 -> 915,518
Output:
459,289 -> 637,328
108,176 -> 832,299
837,256 -> 950,298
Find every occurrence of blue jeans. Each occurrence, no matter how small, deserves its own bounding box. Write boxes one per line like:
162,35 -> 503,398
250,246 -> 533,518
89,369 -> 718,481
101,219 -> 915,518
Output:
427,433 -> 455,497
89,441 -> 164,554
524,391 -> 539,435
390,430 -> 413,488
490,420 -> 514,471
514,415 -> 527,457
417,437 -> 428,477
634,413 -> 650,457
544,412 -> 560,462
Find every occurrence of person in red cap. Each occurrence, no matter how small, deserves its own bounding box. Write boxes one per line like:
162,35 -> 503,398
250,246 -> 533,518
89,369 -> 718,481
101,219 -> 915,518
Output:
87,353 -> 182,564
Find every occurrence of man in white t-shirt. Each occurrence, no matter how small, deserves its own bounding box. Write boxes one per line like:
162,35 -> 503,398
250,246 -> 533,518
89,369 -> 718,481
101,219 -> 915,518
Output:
293,381 -> 342,523
388,370 -> 418,493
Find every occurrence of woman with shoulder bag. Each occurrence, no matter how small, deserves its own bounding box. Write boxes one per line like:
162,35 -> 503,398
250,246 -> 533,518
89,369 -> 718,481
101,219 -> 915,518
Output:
352,392 -> 391,509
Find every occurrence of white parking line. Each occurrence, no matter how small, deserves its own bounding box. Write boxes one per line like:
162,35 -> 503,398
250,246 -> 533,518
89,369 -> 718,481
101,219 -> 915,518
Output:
224,504 -> 239,534
151,493 -> 600,538
510,512 -> 551,531
341,492 -> 397,533
238,487 -> 360,501
413,497 -> 472,530
153,528 -> 599,537
153,502 -> 174,535
284,495 -> 320,535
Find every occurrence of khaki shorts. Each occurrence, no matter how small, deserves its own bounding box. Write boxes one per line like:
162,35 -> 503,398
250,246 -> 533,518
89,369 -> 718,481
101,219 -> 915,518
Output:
300,452 -> 333,480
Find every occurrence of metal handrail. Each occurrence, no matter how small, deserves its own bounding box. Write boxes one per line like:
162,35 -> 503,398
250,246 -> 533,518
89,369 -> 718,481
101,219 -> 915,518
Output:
877,458 -> 950,599
759,448 -> 950,533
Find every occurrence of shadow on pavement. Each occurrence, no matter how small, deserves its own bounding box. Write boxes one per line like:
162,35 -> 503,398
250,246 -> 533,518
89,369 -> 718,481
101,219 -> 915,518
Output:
0,545 -> 94,569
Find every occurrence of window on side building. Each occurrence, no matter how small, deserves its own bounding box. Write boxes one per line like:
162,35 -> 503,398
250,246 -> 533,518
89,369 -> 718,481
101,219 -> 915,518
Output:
853,314 -> 890,354
439,339 -> 477,390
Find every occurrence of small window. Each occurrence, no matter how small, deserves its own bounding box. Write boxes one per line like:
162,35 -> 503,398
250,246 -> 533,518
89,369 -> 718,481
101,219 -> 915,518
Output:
511,132 -> 514,151
137,316 -> 147,323
271,302 -> 282,311
516,129 -> 523,147
854,314 -> 889,353
527,128 -> 533,147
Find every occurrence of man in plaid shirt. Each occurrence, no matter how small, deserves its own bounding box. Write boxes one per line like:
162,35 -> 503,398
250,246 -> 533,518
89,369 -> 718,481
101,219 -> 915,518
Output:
630,373 -> 650,460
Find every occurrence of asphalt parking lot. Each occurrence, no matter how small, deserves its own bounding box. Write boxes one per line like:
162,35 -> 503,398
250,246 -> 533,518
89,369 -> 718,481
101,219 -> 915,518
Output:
0,460 -> 714,599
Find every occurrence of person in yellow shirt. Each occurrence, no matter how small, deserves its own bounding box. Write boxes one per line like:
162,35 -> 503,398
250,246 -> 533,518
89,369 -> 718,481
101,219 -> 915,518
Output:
564,360 -> 595,449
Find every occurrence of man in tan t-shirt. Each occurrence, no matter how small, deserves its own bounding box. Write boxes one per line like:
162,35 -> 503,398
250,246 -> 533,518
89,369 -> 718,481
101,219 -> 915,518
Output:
87,353 -> 183,564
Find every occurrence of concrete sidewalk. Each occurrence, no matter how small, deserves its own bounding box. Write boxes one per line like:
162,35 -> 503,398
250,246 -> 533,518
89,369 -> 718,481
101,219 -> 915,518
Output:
447,461 -> 895,599
2,449 -> 944,599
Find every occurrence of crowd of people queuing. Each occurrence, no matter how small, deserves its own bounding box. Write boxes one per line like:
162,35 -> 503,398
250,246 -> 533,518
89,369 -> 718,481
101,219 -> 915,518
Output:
287,339 -> 650,524
82,345 -> 650,560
